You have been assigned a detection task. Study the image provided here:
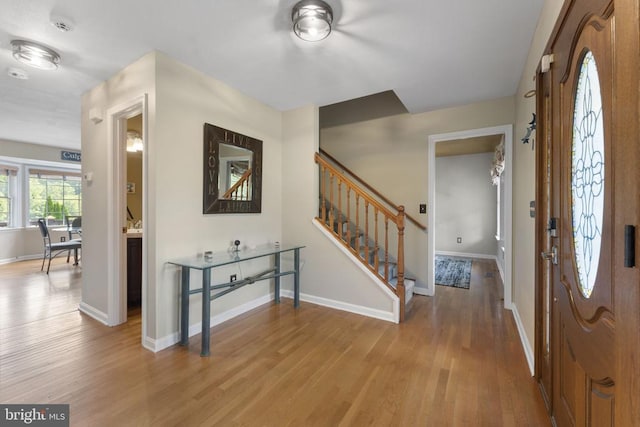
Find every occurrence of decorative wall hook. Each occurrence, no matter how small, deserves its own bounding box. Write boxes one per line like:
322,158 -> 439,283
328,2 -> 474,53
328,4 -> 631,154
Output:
521,113 -> 536,149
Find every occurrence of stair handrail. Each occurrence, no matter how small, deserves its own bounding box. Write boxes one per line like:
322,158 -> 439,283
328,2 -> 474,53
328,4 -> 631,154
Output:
319,148 -> 427,231
222,168 -> 252,200
315,152 -> 406,321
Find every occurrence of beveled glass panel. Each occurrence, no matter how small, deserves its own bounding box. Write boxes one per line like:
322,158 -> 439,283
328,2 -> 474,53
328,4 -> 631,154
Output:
571,51 -> 604,298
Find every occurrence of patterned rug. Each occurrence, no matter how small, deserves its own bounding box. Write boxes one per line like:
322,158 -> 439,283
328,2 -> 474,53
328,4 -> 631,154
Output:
435,255 -> 472,289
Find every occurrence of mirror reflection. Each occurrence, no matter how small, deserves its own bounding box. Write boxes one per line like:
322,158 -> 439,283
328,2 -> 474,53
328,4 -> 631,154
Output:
218,143 -> 252,200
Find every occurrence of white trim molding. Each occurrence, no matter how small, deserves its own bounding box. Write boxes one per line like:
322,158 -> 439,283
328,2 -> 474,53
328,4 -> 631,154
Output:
105,94 -> 147,329
435,250 -> 497,260
281,290 -> 396,323
428,125 -> 513,310
312,218 -> 400,323
511,303 -> 535,375
151,293 -> 275,352
78,302 -> 109,325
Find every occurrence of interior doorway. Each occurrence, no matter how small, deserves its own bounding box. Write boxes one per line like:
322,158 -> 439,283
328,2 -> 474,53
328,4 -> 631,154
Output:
427,125 -> 513,309
125,114 -> 144,314
105,95 -> 147,340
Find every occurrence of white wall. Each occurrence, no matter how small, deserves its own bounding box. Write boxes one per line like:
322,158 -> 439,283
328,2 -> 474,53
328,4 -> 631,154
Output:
511,0 -> 564,364
281,106 -> 395,318
435,152 -> 497,256
153,52 -> 285,342
321,96 -> 515,291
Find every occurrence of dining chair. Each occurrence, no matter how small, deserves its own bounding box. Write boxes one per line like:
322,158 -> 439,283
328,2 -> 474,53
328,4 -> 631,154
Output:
37,218 -> 82,274
65,215 -> 82,263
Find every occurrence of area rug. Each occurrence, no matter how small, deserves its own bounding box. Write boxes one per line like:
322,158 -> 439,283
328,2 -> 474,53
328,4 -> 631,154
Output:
435,255 -> 472,289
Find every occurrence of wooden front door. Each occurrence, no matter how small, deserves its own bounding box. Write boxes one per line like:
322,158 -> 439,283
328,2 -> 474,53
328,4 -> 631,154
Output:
537,0 -> 640,425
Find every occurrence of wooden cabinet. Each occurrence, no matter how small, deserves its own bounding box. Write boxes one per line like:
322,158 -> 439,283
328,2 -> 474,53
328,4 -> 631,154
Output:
127,237 -> 142,307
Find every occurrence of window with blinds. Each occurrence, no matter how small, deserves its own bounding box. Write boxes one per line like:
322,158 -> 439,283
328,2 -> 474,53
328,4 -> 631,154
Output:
28,168 -> 82,226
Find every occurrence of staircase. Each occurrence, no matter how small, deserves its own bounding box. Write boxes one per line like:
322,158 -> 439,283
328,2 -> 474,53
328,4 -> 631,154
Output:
315,150 -> 418,322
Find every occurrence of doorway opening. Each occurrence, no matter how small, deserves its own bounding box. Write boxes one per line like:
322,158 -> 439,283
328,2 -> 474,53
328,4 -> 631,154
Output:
105,95 -> 147,344
427,125 -> 513,309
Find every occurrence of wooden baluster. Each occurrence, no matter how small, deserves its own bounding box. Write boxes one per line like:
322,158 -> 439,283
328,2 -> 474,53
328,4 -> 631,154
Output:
397,206 -> 406,322
373,207 -> 379,274
364,201 -> 370,264
338,178 -> 343,240
384,217 -> 389,281
346,188 -> 352,247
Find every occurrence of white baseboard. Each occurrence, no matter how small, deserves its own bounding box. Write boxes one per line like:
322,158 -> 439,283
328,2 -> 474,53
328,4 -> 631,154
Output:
78,302 -> 109,325
511,303 -> 535,376
312,218 -> 399,322
152,293 -> 276,352
282,289 -> 396,323
0,254 -> 42,265
496,258 -> 505,284
413,286 -> 431,296
142,335 -> 158,353
435,250 -> 497,260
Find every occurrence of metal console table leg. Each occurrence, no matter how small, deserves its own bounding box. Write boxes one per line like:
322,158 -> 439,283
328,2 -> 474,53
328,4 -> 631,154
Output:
274,252 -> 281,304
201,268 -> 212,357
294,248 -> 300,308
180,267 -> 190,346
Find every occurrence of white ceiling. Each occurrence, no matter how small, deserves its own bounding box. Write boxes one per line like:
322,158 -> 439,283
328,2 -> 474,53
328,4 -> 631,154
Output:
0,0 -> 544,150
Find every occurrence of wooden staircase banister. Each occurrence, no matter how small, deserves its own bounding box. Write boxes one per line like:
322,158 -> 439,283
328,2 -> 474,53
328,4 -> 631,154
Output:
315,152 -> 408,321
318,148 -> 427,231
316,154 -> 398,221
222,168 -> 252,200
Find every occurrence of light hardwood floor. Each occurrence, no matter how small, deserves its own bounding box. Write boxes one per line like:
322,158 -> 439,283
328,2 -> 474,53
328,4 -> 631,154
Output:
0,257 -> 550,426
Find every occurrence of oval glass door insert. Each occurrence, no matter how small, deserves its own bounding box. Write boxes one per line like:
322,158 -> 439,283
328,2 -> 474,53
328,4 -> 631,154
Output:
571,50 -> 605,298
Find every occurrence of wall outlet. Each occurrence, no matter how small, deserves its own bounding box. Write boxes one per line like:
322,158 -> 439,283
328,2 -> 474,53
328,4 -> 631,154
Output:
419,203 -> 427,214
457,237 -> 462,244
230,274 -> 237,282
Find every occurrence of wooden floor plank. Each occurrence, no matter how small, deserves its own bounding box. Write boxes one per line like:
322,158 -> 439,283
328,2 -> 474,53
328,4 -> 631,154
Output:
0,258 -> 549,426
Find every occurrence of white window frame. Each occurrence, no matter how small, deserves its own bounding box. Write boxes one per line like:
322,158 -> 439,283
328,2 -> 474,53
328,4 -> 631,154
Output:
0,163 -> 19,228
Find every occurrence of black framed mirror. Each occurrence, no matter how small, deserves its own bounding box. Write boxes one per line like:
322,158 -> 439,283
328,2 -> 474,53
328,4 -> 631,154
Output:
203,123 -> 262,214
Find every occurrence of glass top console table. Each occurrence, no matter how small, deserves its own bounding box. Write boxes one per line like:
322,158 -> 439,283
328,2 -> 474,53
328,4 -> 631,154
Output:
168,243 -> 304,356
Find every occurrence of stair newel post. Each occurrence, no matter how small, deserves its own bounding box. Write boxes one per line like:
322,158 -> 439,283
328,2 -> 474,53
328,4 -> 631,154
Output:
337,178 -> 343,240
384,217 -> 389,281
329,172 -> 335,232
397,206 -> 406,322
374,207 -> 379,273
364,201 -> 370,263
346,188 -> 352,245
355,194 -> 360,251
320,162 -> 327,222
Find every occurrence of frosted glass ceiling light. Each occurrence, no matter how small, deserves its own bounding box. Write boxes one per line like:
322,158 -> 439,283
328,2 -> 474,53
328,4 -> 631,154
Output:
127,131 -> 143,152
292,0 -> 333,42
11,40 -> 60,70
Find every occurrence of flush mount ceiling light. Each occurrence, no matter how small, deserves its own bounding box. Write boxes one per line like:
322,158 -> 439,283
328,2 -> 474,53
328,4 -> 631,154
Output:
11,40 -> 60,70
127,131 -> 144,152
292,0 -> 333,42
